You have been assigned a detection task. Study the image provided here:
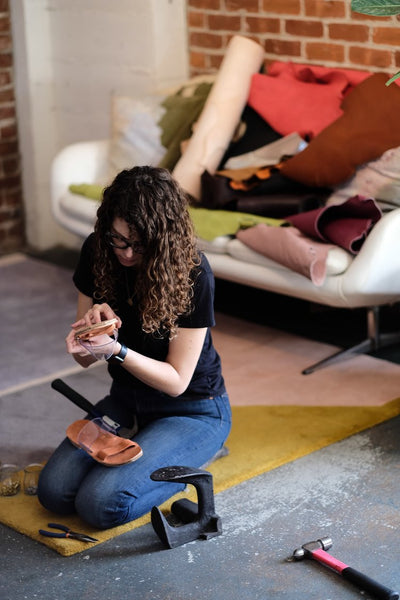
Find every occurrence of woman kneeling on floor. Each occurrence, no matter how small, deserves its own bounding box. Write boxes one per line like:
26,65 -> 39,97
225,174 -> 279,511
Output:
38,166 -> 231,529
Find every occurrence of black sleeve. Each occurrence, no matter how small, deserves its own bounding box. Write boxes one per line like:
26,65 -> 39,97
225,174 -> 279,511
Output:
178,253 -> 216,329
72,234 -> 96,299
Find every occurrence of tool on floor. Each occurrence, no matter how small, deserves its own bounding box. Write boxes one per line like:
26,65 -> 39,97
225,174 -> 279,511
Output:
292,537 -> 399,600
51,378 -> 137,438
150,466 -> 222,549
39,523 -> 98,543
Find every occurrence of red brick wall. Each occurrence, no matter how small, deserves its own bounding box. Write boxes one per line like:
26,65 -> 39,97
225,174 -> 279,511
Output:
187,0 -> 400,75
2,1 -> 399,254
0,0 -> 24,254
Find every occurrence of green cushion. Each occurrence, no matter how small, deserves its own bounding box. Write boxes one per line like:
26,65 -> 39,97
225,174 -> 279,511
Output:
69,183 -> 103,201
68,184 -> 283,241
188,207 -> 283,241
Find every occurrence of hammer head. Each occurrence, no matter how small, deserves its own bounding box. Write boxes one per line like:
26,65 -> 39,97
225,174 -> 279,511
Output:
293,537 -> 333,560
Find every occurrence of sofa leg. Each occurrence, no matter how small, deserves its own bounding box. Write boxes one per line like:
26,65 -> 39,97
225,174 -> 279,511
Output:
302,306 -> 400,375
302,339 -> 374,374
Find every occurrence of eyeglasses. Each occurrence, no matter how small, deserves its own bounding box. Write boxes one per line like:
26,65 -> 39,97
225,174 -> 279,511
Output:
106,231 -> 145,254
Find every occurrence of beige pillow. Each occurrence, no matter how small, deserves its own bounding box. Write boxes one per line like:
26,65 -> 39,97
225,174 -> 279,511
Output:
108,77 -> 217,180
108,93 -> 167,179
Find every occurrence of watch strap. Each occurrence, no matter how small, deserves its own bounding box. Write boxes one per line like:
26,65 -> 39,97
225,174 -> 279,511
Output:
107,343 -> 128,364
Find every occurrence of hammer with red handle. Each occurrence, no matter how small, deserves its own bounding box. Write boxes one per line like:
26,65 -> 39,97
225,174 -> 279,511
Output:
292,537 -> 399,600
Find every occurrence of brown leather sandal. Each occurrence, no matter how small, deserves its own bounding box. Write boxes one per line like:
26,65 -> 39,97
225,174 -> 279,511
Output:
66,419 -> 143,467
74,318 -> 118,341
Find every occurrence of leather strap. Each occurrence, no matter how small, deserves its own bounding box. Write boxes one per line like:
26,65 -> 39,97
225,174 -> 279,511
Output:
107,343 -> 128,364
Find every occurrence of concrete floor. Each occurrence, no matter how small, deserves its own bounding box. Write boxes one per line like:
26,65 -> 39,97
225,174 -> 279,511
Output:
1,413 -> 399,600
2,250 -> 399,599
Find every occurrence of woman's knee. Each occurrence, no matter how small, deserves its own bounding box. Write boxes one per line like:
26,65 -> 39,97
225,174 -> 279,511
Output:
37,465 -> 75,515
75,485 -> 134,529
37,439 -> 93,515
75,479 -> 185,530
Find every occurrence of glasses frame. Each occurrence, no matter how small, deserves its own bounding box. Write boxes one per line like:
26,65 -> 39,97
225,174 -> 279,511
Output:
106,231 -> 145,254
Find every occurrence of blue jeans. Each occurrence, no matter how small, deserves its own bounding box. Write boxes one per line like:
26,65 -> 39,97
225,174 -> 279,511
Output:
38,383 -> 231,529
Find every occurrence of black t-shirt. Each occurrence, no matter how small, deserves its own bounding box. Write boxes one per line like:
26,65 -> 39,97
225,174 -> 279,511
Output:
73,234 -> 226,398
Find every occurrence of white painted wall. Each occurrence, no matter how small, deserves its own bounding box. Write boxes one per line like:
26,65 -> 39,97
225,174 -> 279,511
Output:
10,0 -> 189,250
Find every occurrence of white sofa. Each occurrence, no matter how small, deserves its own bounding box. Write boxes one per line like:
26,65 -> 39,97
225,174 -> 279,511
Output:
51,138 -> 400,374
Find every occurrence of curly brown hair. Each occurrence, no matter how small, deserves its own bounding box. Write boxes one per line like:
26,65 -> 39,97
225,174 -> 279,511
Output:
93,166 -> 200,338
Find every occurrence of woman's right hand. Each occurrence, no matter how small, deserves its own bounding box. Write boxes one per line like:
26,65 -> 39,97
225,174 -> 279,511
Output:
65,329 -> 92,358
67,297 -> 122,367
64,328 -> 97,368
71,302 -> 122,331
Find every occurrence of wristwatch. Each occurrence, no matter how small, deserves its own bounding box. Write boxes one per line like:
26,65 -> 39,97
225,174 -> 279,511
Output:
107,343 -> 128,364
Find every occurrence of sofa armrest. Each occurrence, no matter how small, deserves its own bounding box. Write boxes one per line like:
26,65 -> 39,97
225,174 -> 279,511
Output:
51,139 -> 109,233
341,207 -> 400,298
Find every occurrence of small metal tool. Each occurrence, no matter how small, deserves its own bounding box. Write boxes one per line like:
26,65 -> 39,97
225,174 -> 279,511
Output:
51,378 -> 137,438
39,522 -> 98,543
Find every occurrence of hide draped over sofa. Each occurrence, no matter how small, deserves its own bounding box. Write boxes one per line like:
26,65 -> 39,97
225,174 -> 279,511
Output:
51,35 -> 400,374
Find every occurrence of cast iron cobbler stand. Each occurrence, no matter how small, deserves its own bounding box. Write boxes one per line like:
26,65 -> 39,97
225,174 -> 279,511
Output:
150,466 -> 222,549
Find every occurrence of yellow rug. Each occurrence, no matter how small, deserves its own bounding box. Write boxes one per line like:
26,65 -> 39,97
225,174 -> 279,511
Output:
2,400 -> 400,556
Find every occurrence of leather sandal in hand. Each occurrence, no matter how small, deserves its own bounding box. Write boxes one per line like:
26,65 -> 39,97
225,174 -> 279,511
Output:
74,318 -> 118,341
